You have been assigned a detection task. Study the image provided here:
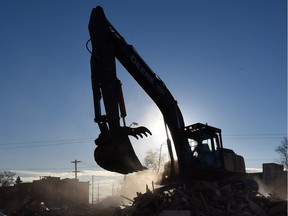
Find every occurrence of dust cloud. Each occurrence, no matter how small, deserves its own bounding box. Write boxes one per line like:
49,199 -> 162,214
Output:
119,170 -> 163,201
254,176 -> 287,200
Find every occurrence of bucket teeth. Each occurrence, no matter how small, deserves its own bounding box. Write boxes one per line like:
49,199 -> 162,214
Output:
121,126 -> 152,139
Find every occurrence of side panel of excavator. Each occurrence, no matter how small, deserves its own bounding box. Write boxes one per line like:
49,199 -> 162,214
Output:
223,149 -> 246,173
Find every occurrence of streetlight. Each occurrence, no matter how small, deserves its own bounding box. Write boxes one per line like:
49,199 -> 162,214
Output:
129,122 -> 138,127
157,143 -> 166,173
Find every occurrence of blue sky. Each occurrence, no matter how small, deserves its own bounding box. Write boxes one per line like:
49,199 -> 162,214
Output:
0,0 -> 287,184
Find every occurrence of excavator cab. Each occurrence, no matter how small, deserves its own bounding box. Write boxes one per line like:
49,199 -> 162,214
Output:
162,123 -> 246,183
182,123 -> 245,174
184,123 -> 224,170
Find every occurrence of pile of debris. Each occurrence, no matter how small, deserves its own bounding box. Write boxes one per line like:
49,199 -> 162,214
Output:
120,181 -> 287,216
9,182 -> 287,215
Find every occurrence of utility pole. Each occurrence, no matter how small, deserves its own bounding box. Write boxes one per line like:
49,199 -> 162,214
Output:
92,175 -> 94,204
97,183 -> 100,204
71,159 -> 81,179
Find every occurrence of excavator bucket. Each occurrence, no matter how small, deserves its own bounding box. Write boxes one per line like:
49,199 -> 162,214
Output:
94,127 -> 151,174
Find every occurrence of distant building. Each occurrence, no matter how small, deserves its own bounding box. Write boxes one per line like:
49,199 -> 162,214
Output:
0,176 -> 89,214
262,163 -> 287,199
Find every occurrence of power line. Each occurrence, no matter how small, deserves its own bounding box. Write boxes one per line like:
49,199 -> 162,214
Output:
0,138 -> 93,146
223,137 -> 284,140
222,133 -> 286,140
0,165 -> 96,171
0,139 -> 93,150
1,133 -> 285,146
0,133 -> 286,150
245,158 -> 275,161
223,133 -> 286,136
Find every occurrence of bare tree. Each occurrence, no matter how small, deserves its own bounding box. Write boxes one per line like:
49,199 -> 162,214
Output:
144,149 -> 159,172
144,148 -> 167,172
275,137 -> 287,170
0,171 -> 16,187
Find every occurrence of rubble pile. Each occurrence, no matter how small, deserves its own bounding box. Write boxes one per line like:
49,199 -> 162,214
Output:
120,181 -> 287,216
8,181 -> 287,216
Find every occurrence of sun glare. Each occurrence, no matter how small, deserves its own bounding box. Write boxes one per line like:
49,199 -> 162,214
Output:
127,103 -> 180,163
140,104 -> 167,146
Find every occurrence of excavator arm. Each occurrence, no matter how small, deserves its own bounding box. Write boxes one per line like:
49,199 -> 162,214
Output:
88,6 -> 192,174
89,7 -> 152,174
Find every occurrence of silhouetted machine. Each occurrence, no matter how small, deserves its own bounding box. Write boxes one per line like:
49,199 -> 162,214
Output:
88,6 -> 247,182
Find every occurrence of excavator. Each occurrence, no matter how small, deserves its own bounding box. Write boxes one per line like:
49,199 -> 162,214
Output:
87,6 -> 250,184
